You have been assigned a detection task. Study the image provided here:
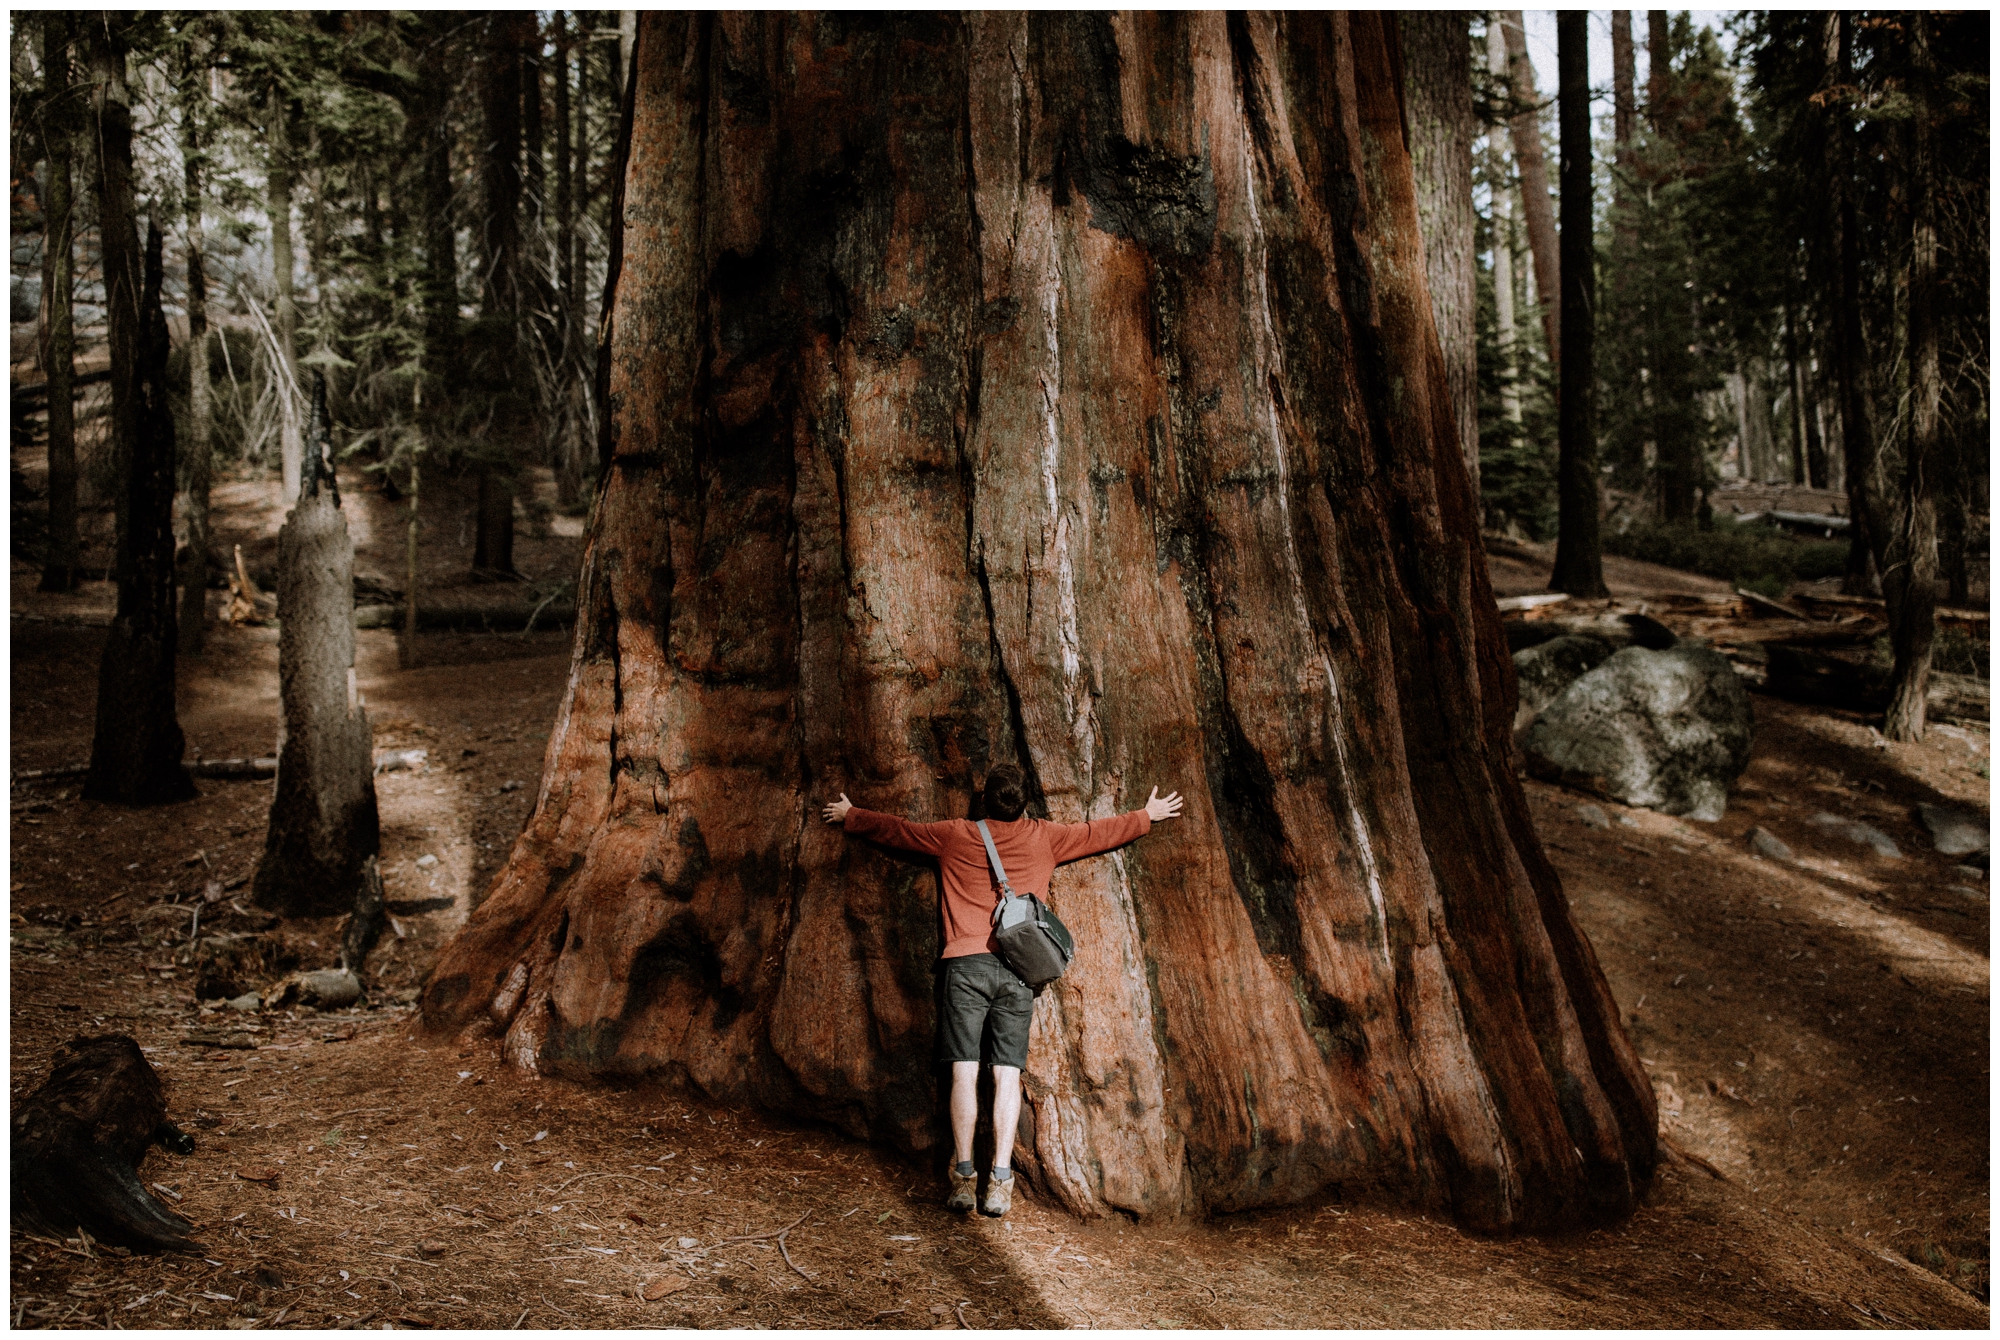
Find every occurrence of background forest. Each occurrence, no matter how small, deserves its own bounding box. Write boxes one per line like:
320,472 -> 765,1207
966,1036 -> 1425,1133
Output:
8,12 -> 1989,645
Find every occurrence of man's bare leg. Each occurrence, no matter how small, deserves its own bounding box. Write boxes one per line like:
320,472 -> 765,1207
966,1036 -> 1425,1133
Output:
990,1065 -> 1022,1172
982,1065 -> 1023,1215
950,1061 -> 981,1165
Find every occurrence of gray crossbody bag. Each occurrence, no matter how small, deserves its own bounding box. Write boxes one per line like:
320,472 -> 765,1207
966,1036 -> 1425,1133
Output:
975,821 -> 1076,987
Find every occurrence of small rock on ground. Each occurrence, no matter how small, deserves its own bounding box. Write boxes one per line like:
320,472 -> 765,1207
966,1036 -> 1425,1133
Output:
1746,827 -> 1793,862
1577,804 -> 1610,830
1951,865 -> 1984,883
1807,812 -> 1901,859
1915,802 -> 1989,857
292,968 -> 362,1009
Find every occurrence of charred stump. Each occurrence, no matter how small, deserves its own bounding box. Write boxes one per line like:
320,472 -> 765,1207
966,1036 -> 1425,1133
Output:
253,374 -> 382,917
12,1035 -> 200,1252
425,13 -> 1656,1231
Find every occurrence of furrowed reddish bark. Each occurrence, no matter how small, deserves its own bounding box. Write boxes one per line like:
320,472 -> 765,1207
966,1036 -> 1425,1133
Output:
424,12 -> 1655,1231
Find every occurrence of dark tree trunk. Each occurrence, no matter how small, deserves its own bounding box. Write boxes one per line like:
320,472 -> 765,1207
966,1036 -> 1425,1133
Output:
423,13 -> 1655,1233
37,12 -> 80,593
85,218 -> 195,807
472,469 -> 517,578
253,376 -> 381,917
1881,15 -> 1940,743
178,29 -> 212,655
1499,11 -> 1560,367
481,14 -> 527,316
1398,13 -> 1479,510
1824,13 -> 1882,597
1551,15 -> 1605,597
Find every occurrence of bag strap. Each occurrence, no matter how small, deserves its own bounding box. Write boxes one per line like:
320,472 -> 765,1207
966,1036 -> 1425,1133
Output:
975,821 -> 1016,922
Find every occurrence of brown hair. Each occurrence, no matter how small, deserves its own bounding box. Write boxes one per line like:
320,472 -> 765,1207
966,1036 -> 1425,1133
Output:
981,765 -> 1027,822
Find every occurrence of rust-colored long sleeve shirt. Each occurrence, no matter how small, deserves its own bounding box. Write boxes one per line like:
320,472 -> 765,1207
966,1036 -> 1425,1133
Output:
843,808 -> 1153,960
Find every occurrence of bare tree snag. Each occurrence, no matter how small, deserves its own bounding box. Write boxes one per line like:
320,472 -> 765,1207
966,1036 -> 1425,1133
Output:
253,374 -> 381,916
1499,11 -> 1560,366
1399,13 -> 1478,504
12,1035 -> 200,1253
424,13 -> 1655,1232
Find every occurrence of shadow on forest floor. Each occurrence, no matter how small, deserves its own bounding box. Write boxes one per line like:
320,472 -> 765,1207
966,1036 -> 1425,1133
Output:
6,530 -> 1989,1326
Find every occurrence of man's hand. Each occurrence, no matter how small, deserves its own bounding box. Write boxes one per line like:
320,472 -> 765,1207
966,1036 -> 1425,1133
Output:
1144,787 -> 1183,822
822,793 -> 854,825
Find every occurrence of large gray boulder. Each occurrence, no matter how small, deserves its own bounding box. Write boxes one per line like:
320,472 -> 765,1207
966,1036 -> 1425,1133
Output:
1521,644 -> 1754,821
1512,635 -> 1614,732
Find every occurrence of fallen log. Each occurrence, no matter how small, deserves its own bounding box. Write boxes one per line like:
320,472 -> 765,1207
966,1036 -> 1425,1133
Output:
13,757 -> 276,786
11,1034 -> 202,1253
11,367 -> 113,410
1793,591 -> 1989,635
1734,587 -> 1812,621
1760,642 -> 1989,725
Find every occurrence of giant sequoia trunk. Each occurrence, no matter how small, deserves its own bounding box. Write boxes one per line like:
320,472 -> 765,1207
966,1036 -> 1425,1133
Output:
1398,13 -> 1477,505
424,13 -> 1656,1232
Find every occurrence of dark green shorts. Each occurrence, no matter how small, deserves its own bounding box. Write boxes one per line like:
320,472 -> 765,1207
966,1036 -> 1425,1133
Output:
937,953 -> 1033,1070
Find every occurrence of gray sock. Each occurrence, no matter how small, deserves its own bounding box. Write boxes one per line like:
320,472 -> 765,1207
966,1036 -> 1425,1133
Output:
955,1161 -> 975,1177
991,1165 -> 1011,1181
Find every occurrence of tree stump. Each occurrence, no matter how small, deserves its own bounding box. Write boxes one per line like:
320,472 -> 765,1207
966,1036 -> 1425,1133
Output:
253,380 -> 380,917
12,1035 -> 200,1252
423,13 -> 1656,1230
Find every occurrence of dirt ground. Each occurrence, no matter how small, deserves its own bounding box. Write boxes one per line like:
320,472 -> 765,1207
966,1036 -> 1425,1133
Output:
7,472 -> 1990,1329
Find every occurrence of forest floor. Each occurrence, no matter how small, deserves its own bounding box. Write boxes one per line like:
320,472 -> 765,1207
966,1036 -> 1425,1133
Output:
6,465 -> 1990,1329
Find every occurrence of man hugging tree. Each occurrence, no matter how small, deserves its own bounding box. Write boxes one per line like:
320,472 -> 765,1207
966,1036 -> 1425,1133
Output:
823,765 -> 1182,1216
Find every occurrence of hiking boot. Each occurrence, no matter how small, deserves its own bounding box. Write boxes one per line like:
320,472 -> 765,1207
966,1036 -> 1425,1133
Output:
980,1171 -> 1013,1217
946,1165 -> 977,1213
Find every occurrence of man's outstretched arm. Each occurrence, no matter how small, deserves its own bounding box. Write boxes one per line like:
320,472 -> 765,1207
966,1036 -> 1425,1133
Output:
821,792 -> 952,855
1047,786 -> 1183,862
